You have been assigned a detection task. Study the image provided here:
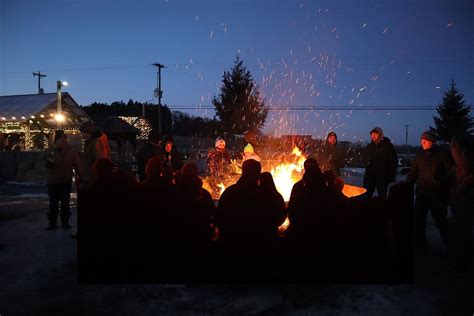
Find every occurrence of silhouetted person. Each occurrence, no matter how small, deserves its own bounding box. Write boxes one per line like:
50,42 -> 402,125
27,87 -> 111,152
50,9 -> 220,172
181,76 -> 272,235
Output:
363,127 -> 398,198
79,121 -> 111,185
73,122 -> 111,239
287,158 -> 320,210
79,158 -> 137,282
259,172 -> 287,240
323,169 -> 348,207
176,163 -> 215,247
217,160 -> 285,246
286,158 -> 329,246
136,131 -> 162,181
449,134 -> 474,314
406,131 -> 452,247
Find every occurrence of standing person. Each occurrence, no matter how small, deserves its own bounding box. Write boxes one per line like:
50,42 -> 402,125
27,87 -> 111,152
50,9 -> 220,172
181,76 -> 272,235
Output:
207,136 -> 232,179
243,143 -> 261,162
363,127 -> 398,198
406,131 -> 453,246
318,131 -> 345,176
136,132 -> 162,181
162,136 -> 182,172
73,121 -> 110,239
43,130 -> 82,229
449,134 -> 474,315
79,121 -> 111,185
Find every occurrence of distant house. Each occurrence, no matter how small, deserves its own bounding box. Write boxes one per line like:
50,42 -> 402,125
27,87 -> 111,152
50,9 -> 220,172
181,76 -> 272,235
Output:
0,93 -> 90,151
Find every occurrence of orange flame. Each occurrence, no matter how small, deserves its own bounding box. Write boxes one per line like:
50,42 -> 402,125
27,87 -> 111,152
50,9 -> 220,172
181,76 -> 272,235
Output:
217,182 -> 226,196
270,146 -> 306,201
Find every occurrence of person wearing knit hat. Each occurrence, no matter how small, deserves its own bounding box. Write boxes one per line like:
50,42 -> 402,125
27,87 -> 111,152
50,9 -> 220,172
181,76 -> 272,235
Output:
406,130 -> 453,248
215,136 -> 226,150
363,126 -> 398,198
243,142 -> 261,162
207,136 -> 232,180
317,131 -> 345,176
420,130 -> 437,144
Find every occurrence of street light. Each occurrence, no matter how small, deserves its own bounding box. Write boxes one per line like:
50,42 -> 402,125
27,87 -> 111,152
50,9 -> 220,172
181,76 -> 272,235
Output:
56,81 -> 68,128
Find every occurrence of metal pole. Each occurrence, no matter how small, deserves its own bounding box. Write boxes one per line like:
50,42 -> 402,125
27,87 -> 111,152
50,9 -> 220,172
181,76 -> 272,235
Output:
57,81 -> 62,129
153,63 -> 165,138
33,71 -> 46,94
158,68 -> 162,137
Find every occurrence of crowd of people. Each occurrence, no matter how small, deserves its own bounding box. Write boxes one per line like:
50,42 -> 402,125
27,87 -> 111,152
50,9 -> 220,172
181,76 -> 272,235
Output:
42,122 -> 473,288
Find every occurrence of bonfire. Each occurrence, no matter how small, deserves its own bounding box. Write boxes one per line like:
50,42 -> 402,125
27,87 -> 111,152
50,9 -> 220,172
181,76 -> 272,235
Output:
202,146 -> 366,234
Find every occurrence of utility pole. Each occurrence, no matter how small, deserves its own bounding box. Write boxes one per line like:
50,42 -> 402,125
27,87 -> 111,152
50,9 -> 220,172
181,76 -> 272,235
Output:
32,71 -> 47,94
152,63 -> 166,138
405,124 -> 410,153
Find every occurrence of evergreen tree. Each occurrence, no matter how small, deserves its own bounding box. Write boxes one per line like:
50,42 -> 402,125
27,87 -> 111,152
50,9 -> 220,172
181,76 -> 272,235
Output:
212,56 -> 268,136
430,80 -> 473,143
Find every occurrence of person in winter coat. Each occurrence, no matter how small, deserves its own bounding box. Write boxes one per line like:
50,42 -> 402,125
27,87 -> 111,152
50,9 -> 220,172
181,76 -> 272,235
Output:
162,136 -> 183,172
259,172 -> 287,239
43,130 -> 82,229
406,131 -> 453,246
79,121 -> 111,185
449,135 -> 474,268
317,131 -> 345,176
175,162 -> 215,246
207,136 -> 232,179
216,159 -> 285,248
243,143 -> 261,162
136,132 -> 163,181
363,127 -> 398,198
448,134 -> 474,315
286,158 -> 329,245
73,121 -> 110,239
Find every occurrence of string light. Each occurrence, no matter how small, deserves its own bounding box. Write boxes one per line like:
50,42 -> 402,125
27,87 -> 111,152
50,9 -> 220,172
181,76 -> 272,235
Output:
118,116 -> 151,140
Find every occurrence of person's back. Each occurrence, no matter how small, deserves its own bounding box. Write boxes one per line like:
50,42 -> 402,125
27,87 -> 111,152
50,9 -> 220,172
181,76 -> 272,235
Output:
287,168 -> 329,241
138,156 -> 177,238
136,140 -> 162,182
79,158 -> 137,282
175,163 -> 215,247
216,160 -> 267,244
258,172 -> 287,241
80,122 -> 111,184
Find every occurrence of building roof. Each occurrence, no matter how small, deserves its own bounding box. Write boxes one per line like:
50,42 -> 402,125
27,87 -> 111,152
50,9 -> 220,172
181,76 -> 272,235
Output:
0,93 -> 90,128
0,93 -> 61,118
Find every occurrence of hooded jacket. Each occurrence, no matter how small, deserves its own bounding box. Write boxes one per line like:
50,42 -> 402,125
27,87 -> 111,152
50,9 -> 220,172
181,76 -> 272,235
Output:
363,136 -> 398,183
317,133 -> 345,176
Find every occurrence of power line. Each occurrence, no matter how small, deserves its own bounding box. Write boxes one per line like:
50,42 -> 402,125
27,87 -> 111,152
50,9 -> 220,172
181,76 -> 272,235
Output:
0,56 -> 472,76
166,105 -> 438,111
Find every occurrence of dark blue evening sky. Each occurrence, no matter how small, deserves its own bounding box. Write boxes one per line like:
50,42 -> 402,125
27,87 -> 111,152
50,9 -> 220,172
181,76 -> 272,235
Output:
1,0 -> 473,145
